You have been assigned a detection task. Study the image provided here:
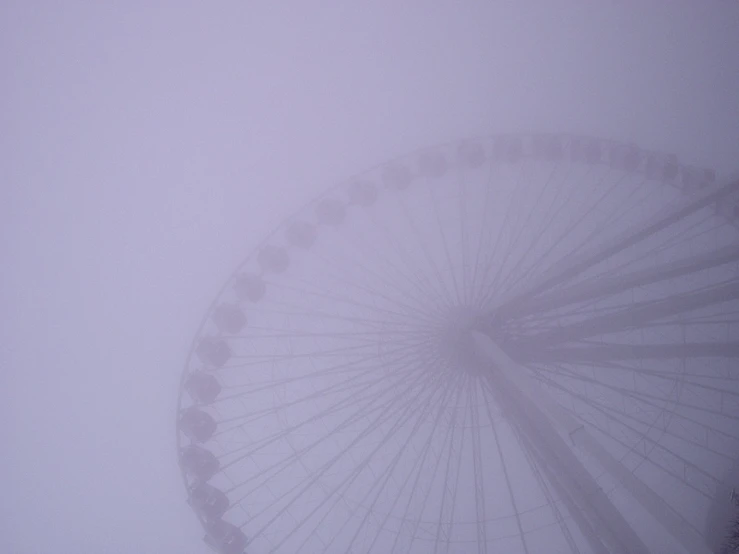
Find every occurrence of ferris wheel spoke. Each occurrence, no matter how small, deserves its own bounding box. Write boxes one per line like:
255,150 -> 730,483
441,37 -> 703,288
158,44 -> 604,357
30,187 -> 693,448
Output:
488,161 -> 574,299
523,342 -> 739,363
338,372 -> 461,554
468,385 -> 489,553
418,173 -> 466,306
224,370 -> 437,533
218,338 -> 430,398
478,382 -> 532,554
536,373 -> 720,503
517,279 -> 739,347
585,210 -> 726,283
178,135 -> 738,553
467,159 -> 502,307
536,371 -> 735,473
251,367 -> 451,550
336,214 -> 452,318
363,199 -> 457,314
394,379 -> 467,553
499,242 -> 739,323
220,358 -> 433,475
432,381 -> 466,554
470,161 -> 529,308
531,362 -> 739,429
478,370 -> 651,554
493,177 -> 739,317
214,364 -> 407,432
291,376 -> 450,553
486,165 -> 632,305
262,277 -> 442,330
303,249 -> 447,325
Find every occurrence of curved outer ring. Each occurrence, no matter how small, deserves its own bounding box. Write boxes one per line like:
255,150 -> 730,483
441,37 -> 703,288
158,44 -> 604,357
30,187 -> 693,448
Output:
174,132 -> 727,545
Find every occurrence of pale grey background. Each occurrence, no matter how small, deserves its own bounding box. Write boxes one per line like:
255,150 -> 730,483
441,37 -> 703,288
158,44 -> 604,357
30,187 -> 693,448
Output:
2,2 -> 739,552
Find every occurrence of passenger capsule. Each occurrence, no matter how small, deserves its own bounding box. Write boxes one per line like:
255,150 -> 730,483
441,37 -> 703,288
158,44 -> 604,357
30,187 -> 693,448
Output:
212,304 -> 246,334
316,198 -> 345,226
233,273 -> 265,302
681,166 -> 715,192
418,151 -> 447,178
457,141 -> 486,168
531,134 -> 563,160
189,482 -> 229,520
347,181 -> 378,206
185,372 -> 221,405
180,445 -> 219,482
195,337 -> 231,368
571,137 -> 602,165
492,135 -> 523,163
382,163 -> 412,190
257,245 -> 289,273
609,143 -> 641,172
180,407 -> 217,443
286,220 -> 317,248
644,153 -> 679,182
204,520 -> 248,554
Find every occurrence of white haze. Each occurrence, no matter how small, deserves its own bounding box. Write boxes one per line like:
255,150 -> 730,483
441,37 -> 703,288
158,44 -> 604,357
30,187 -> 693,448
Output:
2,2 -> 739,553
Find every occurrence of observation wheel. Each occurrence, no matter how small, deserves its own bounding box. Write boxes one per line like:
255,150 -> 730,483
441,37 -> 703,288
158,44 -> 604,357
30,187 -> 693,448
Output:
176,134 -> 739,554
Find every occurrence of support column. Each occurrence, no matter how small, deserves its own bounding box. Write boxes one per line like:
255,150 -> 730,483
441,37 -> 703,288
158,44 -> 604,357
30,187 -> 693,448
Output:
472,330 -> 712,554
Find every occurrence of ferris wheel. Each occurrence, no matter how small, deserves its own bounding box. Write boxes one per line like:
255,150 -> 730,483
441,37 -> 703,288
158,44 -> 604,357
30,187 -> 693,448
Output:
176,133 -> 739,554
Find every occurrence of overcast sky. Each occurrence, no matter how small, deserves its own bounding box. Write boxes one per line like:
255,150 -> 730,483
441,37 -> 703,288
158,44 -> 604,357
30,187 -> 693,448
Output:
3,2 -> 739,553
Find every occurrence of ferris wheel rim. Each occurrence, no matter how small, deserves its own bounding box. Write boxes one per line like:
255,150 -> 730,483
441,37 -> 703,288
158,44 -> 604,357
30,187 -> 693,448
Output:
175,132 -> 738,554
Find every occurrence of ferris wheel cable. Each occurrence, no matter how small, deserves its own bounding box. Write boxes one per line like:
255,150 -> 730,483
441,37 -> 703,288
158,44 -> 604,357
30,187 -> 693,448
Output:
479,370 -> 650,554
499,162 -> 630,282
217,338 -> 434,398
518,278 -> 739,347
538,354 -> 737,391
225,348 -> 440,455
524,342 -> 739,363
577,209 -> 729,284
500,382 -> 592,554
493,176 -> 739,317
469,161 -> 529,306
528,369 -> 720,491
217,362 -> 431,478
247,365 -> 453,548
456,167 -> 476,307
389,380 -> 469,554
287,249 -> 447,326
402,178 -> 465,307
531,362 -> 739,436
469,386 -> 490,553
503,243 -> 739,321
256,275 -> 444,330
466,155 -> 502,307
326,372 -> 464,554
512,295 -> 739,335
511,420 -> 613,554
479,163 -> 547,303
331,226 -> 452,322
486,160 -> 579,300
213,363 -> 413,429
478,388 -> 534,554
283,381 -> 454,553
324,383 -> 466,552
479,166 -> 634,308
475,335 -> 711,554
362,200 -> 458,316
223,354 -> 441,496
430,390 -> 466,553
307,230 -> 452,316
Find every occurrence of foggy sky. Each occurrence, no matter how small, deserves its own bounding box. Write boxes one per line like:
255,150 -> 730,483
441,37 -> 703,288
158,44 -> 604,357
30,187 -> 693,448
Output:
3,2 -> 739,553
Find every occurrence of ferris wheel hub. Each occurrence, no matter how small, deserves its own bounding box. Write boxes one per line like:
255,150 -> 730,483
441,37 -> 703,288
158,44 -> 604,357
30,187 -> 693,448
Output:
436,306 -> 489,374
